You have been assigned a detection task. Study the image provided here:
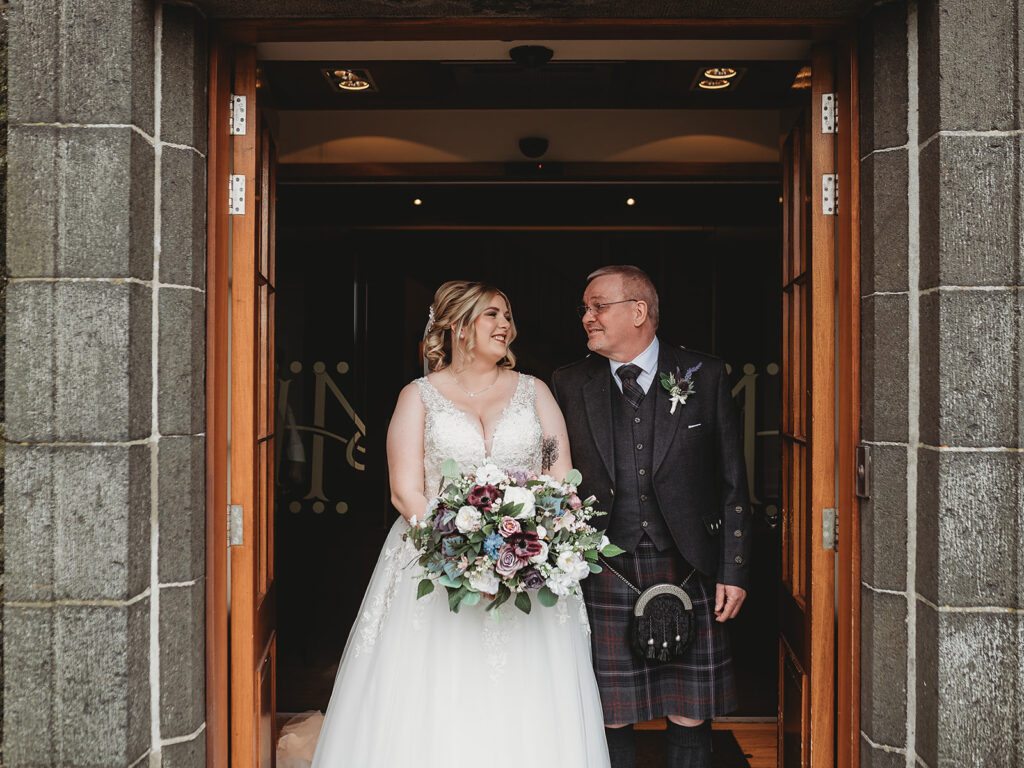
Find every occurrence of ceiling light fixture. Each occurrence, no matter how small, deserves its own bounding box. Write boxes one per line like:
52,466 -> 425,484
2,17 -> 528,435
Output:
413,198 -> 423,206
322,67 -> 377,93
626,197 -> 636,206
791,65 -> 812,90
698,78 -> 731,90
703,66 -> 737,80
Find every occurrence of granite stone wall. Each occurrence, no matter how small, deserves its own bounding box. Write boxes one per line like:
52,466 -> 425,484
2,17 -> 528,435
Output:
2,1 -> 207,765
858,2 -> 1024,766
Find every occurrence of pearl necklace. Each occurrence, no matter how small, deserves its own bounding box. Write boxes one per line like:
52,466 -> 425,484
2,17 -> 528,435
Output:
449,367 -> 501,398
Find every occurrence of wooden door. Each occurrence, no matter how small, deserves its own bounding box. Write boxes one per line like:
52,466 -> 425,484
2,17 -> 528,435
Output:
229,46 -> 279,768
778,45 -> 836,768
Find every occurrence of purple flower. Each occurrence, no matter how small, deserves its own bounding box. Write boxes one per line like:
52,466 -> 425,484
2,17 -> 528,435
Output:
433,507 -> 457,535
507,468 -> 530,487
467,484 -> 500,512
495,544 -> 527,578
518,567 -> 546,590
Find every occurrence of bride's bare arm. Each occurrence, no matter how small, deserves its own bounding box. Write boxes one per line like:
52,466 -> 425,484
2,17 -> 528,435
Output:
386,382 -> 429,523
533,380 -> 574,482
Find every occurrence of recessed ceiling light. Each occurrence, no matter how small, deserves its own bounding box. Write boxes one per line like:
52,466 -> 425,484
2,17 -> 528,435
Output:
698,79 -> 731,90
413,198 -> 423,206
626,197 -> 636,206
703,66 -> 737,79
322,67 -> 377,93
791,65 -> 812,90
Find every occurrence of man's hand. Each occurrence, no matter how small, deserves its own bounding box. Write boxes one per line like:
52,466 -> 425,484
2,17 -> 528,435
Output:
714,583 -> 747,622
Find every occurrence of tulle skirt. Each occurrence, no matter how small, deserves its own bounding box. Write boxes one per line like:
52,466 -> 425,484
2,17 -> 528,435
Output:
307,517 -> 611,767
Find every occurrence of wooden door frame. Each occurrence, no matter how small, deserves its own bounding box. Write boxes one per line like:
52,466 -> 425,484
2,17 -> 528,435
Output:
205,18 -> 860,768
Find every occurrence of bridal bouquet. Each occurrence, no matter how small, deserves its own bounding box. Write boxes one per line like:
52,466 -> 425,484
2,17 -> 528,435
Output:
405,460 -> 624,615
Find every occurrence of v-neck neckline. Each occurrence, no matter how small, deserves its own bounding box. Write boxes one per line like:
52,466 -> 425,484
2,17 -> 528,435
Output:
424,372 -> 524,458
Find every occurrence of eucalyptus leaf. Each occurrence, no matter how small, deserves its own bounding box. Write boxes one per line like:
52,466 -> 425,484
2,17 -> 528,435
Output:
486,586 -> 511,612
460,591 -> 481,607
583,549 -> 599,562
440,458 -> 460,479
537,586 -> 558,607
514,590 -> 533,614
564,469 -> 583,486
438,573 -> 463,589
601,543 -> 627,557
588,562 -> 603,573
416,579 -> 435,599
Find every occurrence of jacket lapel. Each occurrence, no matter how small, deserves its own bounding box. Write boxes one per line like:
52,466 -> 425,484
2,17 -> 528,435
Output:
581,357 -> 615,481
652,343 -> 684,474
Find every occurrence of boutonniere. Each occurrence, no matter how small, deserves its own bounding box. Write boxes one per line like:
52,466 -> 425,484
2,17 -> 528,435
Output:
659,363 -> 702,414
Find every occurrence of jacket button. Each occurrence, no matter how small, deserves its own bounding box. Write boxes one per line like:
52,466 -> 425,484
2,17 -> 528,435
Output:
734,530 -> 743,538
734,555 -> 743,564
734,506 -> 743,513
609,488 -> 615,496
636,443 -> 643,450
638,469 -> 646,476
634,417 -> 641,424
640,494 -> 648,502
642,521 -> 649,527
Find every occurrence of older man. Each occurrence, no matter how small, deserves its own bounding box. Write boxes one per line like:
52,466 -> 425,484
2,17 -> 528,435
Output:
551,265 -> 751,768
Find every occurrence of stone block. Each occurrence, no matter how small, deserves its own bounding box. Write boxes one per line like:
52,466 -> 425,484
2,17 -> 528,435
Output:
919,135 -> 1021,288
161,4 -> 208,152
162,733 -> 206,768
159,288 -> 206,436
159,436 -> 206,584
860,294 -> 909,442
5,444 -> 150,602
916,450 -> 1023,606
917,607 -> 1022,768
919,290 -> 1021,448
3,607 -> 56,765
161,148 -> 207,288
859,444 -> 908,591
159,582 -> 206,737
7,125 -> 154,279
53,602 -> 150,766
6,281 -> 152,442
860,586 -> 908,748
8,0 -> 154,129
858,1 -> 909,152
918,0 -> 1018,136
859,741 -> 906,768
860,150 -> 909,295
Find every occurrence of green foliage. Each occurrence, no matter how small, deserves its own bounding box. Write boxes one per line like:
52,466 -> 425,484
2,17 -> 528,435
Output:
537,586 -> 558,607
601,543 -> 627,557
417,579 -> 435,599
564,469 -> 583,486
514,590 -> 532,614
441,458 -> 460,479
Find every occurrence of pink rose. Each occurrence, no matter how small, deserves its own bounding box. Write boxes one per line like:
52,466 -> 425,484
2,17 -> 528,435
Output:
495,544 -> 526,577
497,516 -> 521,538
568,493 -> 583,510
554,513 -> 577,532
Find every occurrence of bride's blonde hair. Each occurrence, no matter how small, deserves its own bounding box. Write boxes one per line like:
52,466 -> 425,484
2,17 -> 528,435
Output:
423,281 -> 517,372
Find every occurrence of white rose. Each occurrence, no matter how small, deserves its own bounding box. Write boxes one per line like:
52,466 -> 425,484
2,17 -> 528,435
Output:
529,539 -> 550,564
468,567 -> 500,595
455,505 -> 483,533
546,570 -> 575,596
502,486 -> 536,519
556,550 -> 591,580
474,463 -> 505,485
600,535 -> 611,551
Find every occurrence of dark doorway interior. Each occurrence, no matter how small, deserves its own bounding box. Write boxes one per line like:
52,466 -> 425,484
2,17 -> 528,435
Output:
272,181 -> 782,719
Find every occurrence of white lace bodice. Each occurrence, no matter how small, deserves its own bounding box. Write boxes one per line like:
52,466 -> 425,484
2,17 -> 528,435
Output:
416,373 -> 543,495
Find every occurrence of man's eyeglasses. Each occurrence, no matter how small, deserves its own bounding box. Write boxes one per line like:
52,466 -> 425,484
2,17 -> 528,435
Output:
576,299 -> 639,318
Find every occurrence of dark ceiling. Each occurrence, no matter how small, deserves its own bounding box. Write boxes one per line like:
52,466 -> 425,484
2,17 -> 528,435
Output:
260,59 -> 809,111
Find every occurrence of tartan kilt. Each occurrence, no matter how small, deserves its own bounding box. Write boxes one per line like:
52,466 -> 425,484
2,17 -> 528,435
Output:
583,537 -> 737,723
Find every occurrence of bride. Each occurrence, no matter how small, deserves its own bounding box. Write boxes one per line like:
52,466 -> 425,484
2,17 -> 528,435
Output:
305,280 -> 610,767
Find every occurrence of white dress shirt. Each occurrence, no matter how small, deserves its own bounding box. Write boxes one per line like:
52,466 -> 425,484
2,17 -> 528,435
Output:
609,336 -> 660,394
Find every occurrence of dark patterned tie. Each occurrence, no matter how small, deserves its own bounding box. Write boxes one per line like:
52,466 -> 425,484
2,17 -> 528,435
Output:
616,363 -> 645,409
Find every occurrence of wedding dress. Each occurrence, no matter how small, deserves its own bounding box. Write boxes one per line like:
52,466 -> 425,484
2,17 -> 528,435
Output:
306,373 -> 610,767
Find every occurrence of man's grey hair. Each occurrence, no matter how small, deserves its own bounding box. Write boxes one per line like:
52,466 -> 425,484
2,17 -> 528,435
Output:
587,265 -> 660,330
